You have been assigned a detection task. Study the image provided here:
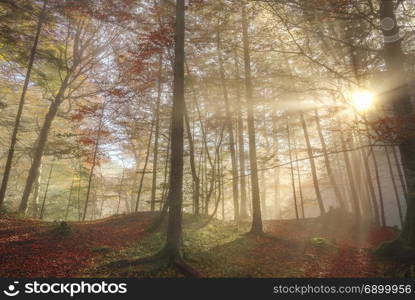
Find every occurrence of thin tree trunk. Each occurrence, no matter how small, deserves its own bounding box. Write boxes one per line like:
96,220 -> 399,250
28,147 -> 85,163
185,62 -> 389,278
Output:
135,120 -> 155,212
385,146 -> 404,227
82,107 -> 104,221
370,145 -> 386,226
286,118 -> 299,220
271,109 -> 280,219
64,175 -> 75,220
161,127 -> 171,210
335,113 -> 360,218
150,53 -> 163,212
39,163 -> 54,220
314,108 -> 346,209
184,98 -> 200,215
217,31 -> 239,223
242,5 -> 263,234
0,0 -> 47,208
300,112 -> 326,215
116,168 -> 125,214
234,50 -> 248,219
292,129 -> 305,219
391,145 -> 408,202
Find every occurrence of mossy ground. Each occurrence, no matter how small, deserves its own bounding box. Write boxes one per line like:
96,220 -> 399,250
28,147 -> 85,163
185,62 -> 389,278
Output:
87,214 -> 410,278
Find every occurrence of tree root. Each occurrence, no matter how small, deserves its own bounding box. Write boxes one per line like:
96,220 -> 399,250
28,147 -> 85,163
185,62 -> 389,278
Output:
98,252 -> 163,271
173,259 -> 202,278
98,250 -> 203,278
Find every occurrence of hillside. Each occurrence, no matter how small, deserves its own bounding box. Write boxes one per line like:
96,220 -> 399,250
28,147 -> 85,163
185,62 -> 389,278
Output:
0,212 -> 407,278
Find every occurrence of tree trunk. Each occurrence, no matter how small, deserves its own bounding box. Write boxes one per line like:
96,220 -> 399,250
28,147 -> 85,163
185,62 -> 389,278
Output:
391,146 -> 408,203
314,108 -> 346,209
19,73 -> 70,214
242,5 -> 263,235
234,50 -> 249,219
184,97 -> 200,215
385,146 -> 404,227
64,175 -> 75,220
30,161 -> 42,217
150,53 -> 163,212
379,0 -> 415,248
0,0 -> 47,208
82,106 -> 104,221
116,168 -> 125,214
162,0 -> 185,259
370,146 -> 386,226
217,31 -> 239,223
39,163 -> 53,220
335,113 -> 360,218
292,128 -> 305,219
286,118 -> 299,220
135,120 -> 154,212
299,112 -> 326,215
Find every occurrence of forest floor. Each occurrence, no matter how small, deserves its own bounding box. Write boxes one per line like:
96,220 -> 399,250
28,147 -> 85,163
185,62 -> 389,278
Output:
0,211 -> 410,278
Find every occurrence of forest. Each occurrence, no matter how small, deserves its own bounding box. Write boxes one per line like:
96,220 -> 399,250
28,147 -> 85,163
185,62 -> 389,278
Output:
0,0 -> 415,279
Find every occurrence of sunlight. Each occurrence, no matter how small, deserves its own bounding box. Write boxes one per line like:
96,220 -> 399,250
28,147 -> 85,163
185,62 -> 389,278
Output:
352,90 -> 375,111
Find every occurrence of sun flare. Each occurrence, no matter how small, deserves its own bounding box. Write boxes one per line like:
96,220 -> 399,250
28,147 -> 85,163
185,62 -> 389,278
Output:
352,90 -> 374,111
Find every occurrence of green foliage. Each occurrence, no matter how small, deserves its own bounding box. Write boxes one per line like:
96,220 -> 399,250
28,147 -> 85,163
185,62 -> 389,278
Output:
310,237 -> 334,248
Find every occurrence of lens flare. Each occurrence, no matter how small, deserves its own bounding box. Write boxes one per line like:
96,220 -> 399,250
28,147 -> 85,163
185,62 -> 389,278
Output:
352,91 -> 374,111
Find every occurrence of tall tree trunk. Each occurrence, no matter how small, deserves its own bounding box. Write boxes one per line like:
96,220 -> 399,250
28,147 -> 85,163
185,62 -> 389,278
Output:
385,146 -> 404,227
292,128 -> 305,219
161,127 -> 171,210
334,111 -> 360,218
151,53 -> 163,212
356,124 -> 380,225
391,145 -> 408,202
234,50 -> 248,219
242,5 -> 263,235
286,118 -> 299,220
314,108 -> 346,209
162,0 -> 185,259
82,107 -> 104,221
217,31 -> 239,223
299,112 -> 326,215
271,109 -> 281,219
135,120 -> 155,212
370,146 -> 386,226
19,73 -> 70,214
184,97 -> 200,215
0,0 -> 47,208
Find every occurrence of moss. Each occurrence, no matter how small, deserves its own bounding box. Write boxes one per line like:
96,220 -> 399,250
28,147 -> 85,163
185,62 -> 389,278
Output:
310,237 -> 334,248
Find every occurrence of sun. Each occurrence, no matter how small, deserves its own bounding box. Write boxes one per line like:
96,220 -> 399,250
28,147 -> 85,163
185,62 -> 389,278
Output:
352,90 -> 374,111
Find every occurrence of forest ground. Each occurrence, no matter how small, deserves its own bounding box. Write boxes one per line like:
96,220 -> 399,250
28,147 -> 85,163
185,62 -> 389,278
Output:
0,212 -> 410,278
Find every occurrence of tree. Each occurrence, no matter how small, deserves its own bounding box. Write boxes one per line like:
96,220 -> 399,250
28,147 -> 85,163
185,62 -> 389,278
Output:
242,4 -> 263,235
162,0 -> 185,260
0,0 -> 47,208
377,0 -> 415,254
